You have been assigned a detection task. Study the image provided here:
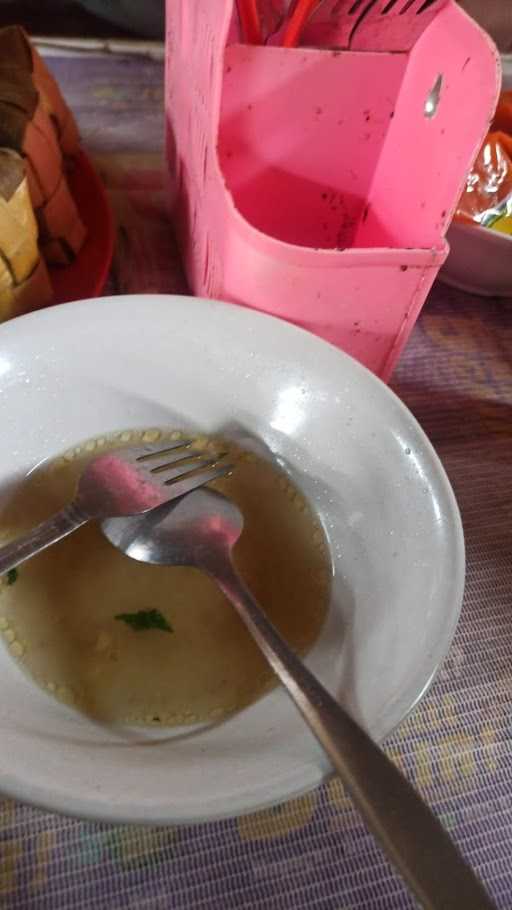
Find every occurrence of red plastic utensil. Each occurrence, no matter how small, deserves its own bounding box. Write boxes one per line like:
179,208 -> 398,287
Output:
282,0 -> 326,47
236,0 -> 263,43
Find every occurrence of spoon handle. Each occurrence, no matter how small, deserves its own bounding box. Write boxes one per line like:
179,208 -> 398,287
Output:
212,559 -> 495,910
0,503 -> 86,575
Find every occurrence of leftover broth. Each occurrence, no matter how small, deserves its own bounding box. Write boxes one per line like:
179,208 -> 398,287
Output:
0,430 -> 331,726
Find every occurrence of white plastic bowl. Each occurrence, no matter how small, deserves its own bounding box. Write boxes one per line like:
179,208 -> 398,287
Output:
0,294 -> 464,824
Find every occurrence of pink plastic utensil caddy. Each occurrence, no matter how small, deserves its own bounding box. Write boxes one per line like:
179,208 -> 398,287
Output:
165,1 -> 500,380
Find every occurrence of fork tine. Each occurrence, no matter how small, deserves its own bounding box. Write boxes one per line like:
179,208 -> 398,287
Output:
367,0 -> 398,13
413,0 -> 443,13
159,455 -> 228,482
165,463 -> 234,497
398,0 -> 423,12
149,451 -> 226,475
134,440 -> 194,462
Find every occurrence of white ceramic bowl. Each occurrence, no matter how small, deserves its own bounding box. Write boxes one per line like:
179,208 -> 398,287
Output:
0,294 -> 464,824
440,220 -> 512,297
440,55 -> 512,297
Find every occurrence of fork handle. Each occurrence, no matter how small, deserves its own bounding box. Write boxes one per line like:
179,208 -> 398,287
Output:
0,503 -> 87,576
211,559 -> 495,910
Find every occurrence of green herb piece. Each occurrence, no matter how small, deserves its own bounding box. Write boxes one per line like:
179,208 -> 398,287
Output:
6,568 -> 18,586
115,609 -> 173,634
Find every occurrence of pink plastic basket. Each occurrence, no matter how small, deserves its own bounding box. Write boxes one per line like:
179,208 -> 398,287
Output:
165,1 -> 499,380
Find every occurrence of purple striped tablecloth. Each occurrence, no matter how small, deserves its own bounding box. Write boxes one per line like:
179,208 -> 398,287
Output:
0,49 -> 511,910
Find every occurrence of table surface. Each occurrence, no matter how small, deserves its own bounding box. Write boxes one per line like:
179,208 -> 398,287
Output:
1,49 -> 512,910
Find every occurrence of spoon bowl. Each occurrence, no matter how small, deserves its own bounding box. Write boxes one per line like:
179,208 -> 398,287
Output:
103,488 -> 243,568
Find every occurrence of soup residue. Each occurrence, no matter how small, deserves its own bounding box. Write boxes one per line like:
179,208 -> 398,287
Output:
0,430 -> 331,726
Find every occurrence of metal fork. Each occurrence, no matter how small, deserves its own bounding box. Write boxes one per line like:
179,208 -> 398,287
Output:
0,440 -> 232,576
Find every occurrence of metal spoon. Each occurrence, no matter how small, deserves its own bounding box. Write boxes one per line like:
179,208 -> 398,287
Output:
102,488 -> 495,910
